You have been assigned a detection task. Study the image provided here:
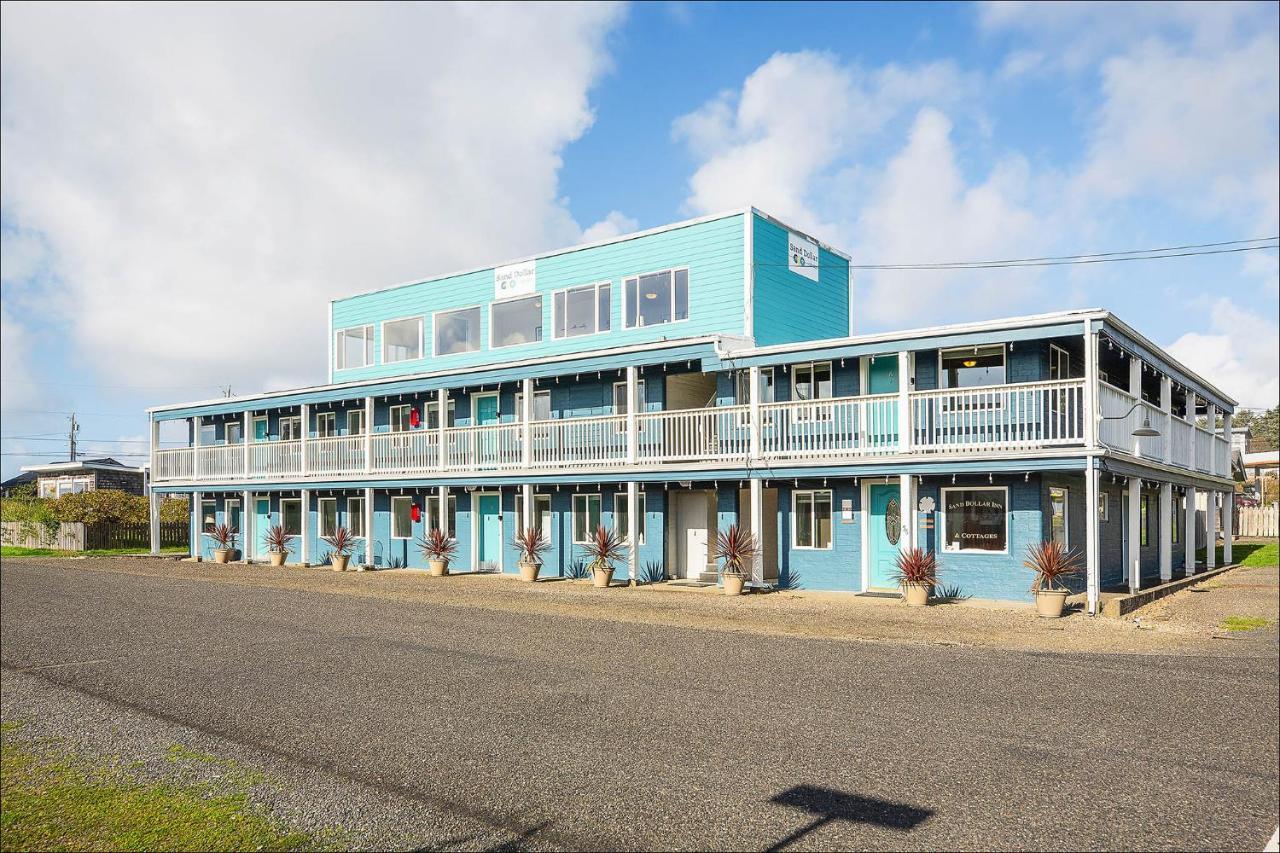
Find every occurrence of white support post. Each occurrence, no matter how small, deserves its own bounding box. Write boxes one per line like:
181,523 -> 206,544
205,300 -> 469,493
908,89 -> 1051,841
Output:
192,490 -> 202,560
363,396 -> 374,474
627,481 -> 640,586
521,377 -> 534,469
1083,327 -> 1099,448
1085,461 -> 1100,614
300,404 -> 310,477
1128,358 -> 1143,457
1127,477 -> 1142,593
1159,376 -> 1172,465
1223,489 -> 1233,564
300,489 -> 310,566
897,351 -> 913,454
436,388 -> 447,471
241,489 -> 251,562
363,487 -> 374,568
521,483 -> 534,534
1205,404 -> 1218,474
749,477 -> 764,586
149,489 -> 160,556
1205,492 -> 1217,569
898,473 -> 915,552
1184,486 -> 1196,576
626,366 -> 639,464
748,365 -> 762,460
150,417 -> 160,486
438,485 -> 449,537
1187,394 -> 1198,472
1158,481 -> 1173,581
1221,411 -> 1233,480
242,411 -> 251,476
192,417 -> 202,480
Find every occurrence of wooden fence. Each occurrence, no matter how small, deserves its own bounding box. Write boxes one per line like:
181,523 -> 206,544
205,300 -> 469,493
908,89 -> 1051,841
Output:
1236,507 -> 1279,538
1,521 -> 188,551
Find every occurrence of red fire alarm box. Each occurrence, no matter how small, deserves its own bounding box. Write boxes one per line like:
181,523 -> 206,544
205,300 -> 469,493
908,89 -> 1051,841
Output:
410,503 -> 421,523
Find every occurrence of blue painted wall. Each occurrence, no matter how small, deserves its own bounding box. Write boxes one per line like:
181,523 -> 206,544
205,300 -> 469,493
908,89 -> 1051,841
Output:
751,213 -> 850,346
774,482 -> 862,591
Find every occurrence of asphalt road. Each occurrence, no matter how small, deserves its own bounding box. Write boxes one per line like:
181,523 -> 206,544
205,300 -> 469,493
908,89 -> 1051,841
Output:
2,559 -> 1277,851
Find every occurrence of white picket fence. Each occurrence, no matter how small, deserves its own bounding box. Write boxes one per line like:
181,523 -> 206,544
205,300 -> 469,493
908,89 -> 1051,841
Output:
1236,506 -> 1279,538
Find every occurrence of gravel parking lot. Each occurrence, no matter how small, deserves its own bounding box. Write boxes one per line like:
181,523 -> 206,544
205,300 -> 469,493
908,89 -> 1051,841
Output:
2,556 -> 1277,850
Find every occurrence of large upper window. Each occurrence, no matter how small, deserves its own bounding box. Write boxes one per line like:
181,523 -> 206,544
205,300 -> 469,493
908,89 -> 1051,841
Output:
382,317 -> 423,363
624,268 -> 688,328
942,487 -> 1008,553
335,325 -> 374,370
554,282 -> 611,338
491,295 -> 543,349
434,306 -> 481,356
941,345 -> 1006,389
792,362 -> 832,401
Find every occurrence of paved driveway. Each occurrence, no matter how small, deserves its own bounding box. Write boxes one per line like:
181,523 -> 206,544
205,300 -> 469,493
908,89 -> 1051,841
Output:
2,558 -> 1277,850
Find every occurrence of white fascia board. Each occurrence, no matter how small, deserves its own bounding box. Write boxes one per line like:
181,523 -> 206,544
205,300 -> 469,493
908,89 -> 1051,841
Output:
1097,313 -> 1238,406
21,461 -> 145,474
747,206 -> 854,262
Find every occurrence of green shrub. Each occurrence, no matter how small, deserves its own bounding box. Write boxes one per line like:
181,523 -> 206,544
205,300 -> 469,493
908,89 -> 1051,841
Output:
1,490 -> 189,526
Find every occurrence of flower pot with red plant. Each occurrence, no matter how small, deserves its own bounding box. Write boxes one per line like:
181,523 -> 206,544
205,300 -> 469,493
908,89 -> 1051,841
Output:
581,525 -> 626,588
1025,540 -> 1081,618
323,526 -> 357,572
263,524 -> 293,567
716,524 -> 760,596
893,547 -> 938,606
208,523 -> 238,564
513,524 -> 551,582
419,528 -> 458,576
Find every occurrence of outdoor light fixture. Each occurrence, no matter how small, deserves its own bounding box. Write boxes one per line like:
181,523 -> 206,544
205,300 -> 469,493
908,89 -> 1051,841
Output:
962,359 -> 978,368
1100,402 -> 1161,438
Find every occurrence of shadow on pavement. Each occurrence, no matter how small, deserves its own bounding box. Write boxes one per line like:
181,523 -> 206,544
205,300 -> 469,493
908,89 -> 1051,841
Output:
767,783 -> 933,850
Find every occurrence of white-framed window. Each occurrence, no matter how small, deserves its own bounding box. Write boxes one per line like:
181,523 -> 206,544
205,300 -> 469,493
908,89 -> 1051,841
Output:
1049,344 -> 1071,380
54,476 -> 92,497
553,281 -> 611,339
347,497 -> 365,538
941,486 -> 1008,553
388,404 -> 413,433
426,495 -> 456,534
280,416 -> 302,442
201,499 -> 217,534
433,306 -> 481,356
226,421 -> 243,444
940,345 -> 1006,389
382,317 -> 423,363
1098,493 -> 1109,523
1048,486 -> 1069,548
623,268 -> 688,329
516,495 -> 552,537
315,412 -> 336,438
225,499 -> 241,534
425,400 -> 456,429
199,421 -> 218,446
792,490 -> 833,549
346,410 -> 365,436
318,497 -> 338,537
38,480 -> 56,498
514,390 -> 551,422
490,294 -> 543,349
281,498 -> 302,536
612,380 -> 646,434
793,362 -> 832,423
335,325 -> 374,370
735,368 -> 776,426
614,492 -> 646,544
251,415 -> 269,442
572,494 -> 602,543
391,496 -> 415,539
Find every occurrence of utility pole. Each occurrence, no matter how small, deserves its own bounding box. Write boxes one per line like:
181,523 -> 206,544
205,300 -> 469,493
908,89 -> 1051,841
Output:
68,412 -> 79,461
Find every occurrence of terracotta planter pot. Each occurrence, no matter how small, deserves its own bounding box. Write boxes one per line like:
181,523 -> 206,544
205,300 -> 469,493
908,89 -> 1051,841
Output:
1035,589 -> 1069,618
428,559 -> 449,577
592,566 -> 614,588
213,549 -> 232,564
331,553 -> 350,572
723,574 -> 747,596
269,551 -> 288,567
518,560 -> 541,582
902,582 -> 930,607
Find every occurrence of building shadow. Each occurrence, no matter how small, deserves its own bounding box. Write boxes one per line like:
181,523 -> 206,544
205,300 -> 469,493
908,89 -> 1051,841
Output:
767,783 -> 932,851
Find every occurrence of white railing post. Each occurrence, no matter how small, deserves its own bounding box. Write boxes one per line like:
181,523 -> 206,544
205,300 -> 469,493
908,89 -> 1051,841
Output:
192,416 -> 202,480
522,378 -> 534,469
1083,327 -> 1099,448
364,397 -> 374,475
897,351 -> 912,454
748,365 -> 761,461
626,366 -> 639,464
436,388 -> 447,472
1159,481 -> 1172,581
1159,375 -> 1172,465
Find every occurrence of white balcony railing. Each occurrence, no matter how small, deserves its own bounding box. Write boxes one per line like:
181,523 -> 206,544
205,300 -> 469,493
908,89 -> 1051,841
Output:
196,444 -> 243,479
1214,434 -> 1229,476
445,423 -> 522,470
759,393 -> 898,459
531,414 -> 627,468
1170,417 -> 1193,466
308,435 -> 365,475
371,432 -> 437,473
154,448 -> 194,480
1098,384 -> 1165,459
249,439 -> 301,477
911,380 -> 1085,451
637,405 -> 750,463
1194,428 -> 1213,473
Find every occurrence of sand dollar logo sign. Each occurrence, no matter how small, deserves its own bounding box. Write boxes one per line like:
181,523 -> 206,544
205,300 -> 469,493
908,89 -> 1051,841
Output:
886,498 -> 901,545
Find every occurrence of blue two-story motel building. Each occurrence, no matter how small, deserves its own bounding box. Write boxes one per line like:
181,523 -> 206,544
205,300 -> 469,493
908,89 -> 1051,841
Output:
147,208 -> 1240,614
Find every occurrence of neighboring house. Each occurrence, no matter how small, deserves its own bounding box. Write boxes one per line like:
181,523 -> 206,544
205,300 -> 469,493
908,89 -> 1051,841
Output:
0,471 -> 38,497
21,458 -> 147,498
146,208 -> 1240,613
1242,449 -> 1279,504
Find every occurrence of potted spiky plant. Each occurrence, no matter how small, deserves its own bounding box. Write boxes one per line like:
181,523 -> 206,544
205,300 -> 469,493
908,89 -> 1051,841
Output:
323,527 -> 357,572
1024,541 -> 1081,618
893,547 -> 938,607
581,525 -> 626,588
418,528 -> 458,576
263,524 -> 293,567
209,523 -> 237,564
715,524 -> 759,596
512,526 -> 551,582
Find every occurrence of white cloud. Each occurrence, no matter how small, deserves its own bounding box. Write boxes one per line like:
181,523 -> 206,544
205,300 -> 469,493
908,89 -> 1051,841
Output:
581,210 -> 640,243
0,2 -> 625,394
1166,298 -> 1280,408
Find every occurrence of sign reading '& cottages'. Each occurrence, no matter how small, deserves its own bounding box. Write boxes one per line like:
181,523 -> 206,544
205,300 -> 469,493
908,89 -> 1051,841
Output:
788,231 -> 820,282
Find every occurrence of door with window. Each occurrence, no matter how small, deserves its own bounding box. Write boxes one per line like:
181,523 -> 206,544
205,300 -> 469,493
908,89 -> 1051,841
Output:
868,484 -> 902,589
253,497 -> 271,560
476,494 -> 502,570
866,358 -> 899,446
472,394 -> 501,468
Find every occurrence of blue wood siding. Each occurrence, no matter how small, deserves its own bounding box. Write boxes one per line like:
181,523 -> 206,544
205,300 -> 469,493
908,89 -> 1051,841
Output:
750,213 -> 850,346
775,482 -> 862,591
330,214 -> 746,382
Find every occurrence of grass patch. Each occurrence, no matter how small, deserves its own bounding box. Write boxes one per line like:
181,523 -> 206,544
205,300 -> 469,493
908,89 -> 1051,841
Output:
1219,615 -> 1271,632
1,723 -> 323,852
1,546 -> 186,558
1194,541 -> 1278,569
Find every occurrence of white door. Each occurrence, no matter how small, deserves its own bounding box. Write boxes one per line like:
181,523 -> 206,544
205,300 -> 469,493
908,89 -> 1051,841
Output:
674,491 -> 710,579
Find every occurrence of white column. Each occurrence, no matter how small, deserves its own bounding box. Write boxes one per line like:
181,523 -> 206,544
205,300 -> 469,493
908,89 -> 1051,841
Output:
1223,489 -> 1234,564
192,417 -> 202,479
749,477 -> 764,586
363,487 -> 374,568
1205,404 -> 1218,474
1128,358 -> 1143,457
1158,481 -> 1173,581
1205,492 -> 1217,569
438,485 -> 449,536
898,473 -> 915,552
896,352 -> 913,454
521,377 -> 534,468
626,366 -> 639,464
436,388 -> 448,471
1083,327 -> 1099,448
1085,462 -> 1100,614
1159,376 -> 1172,465
1184,486 -> 1196,576
300,489 -> 310,566
241,488 -> 251,562
1127,477 -> 1142,593
521,483 -> 534,533
1187,395 -> 1198,471
192,490 -> 202,560
627,481 -> 640,586
363,396 -> 374,474
748,365 -> 762,460
242,411 -> 251,476
300,404 -> 310,477
149,489 -> 160,556
1222,411 -> 1233,480
150,417 -> 160,486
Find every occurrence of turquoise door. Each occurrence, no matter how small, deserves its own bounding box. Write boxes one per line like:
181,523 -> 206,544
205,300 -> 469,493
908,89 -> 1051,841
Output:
868,484 -> 902,589
866,357 -> 900,446
474,395 -> 499,425
477,495 -> 502,570
474,394 -> 500,467
253,498 -> 271,559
